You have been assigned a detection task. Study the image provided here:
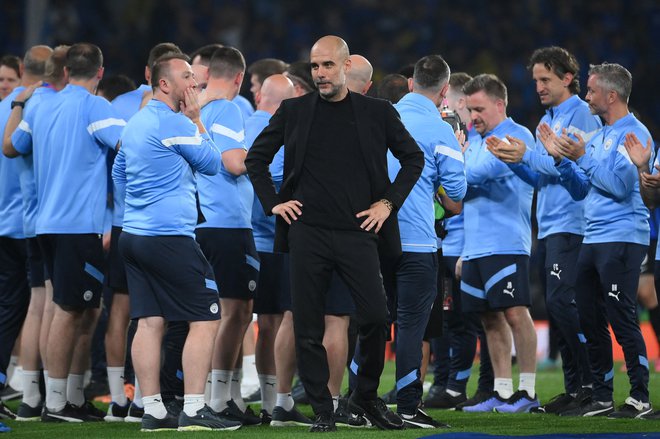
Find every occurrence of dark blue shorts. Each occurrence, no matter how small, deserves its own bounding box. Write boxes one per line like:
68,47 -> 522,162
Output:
253,251 -> 290,314
106,226 -> 128,293
252,251 -> 355,316
196,228 -> 259,300
38,234 -> 104,310
119,232 -> 220,321
26,237 -> 46,288
460,254 -> 530,312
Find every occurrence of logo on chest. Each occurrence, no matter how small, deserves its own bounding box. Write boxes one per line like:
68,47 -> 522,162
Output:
603,138 -> 613,151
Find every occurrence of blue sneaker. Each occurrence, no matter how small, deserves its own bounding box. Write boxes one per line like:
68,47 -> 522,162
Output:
495,390 -> 540,413
0,421 -> 10,433
462,392 -> 509,413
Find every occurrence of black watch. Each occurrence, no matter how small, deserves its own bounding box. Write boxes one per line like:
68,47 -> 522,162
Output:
10,101 -> 25,109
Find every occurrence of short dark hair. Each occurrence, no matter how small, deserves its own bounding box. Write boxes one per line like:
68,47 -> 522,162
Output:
448,72 -> 473,94
189,43 -> 223,66
0,55 -> 21,78
44,45 -> 69,84
147,42 -> 182,70
247,58 -> 288,85
98,74 -> 136,101
151,53 -> 191,90
285,61 -> 315,93
66,43 -> 103,79
588,62 -> 632,103
208,47 -> 246,79
413,55 -> 450,92
463,73 -> 508,106
528,46 -> 580,94
378,73 -> 409,103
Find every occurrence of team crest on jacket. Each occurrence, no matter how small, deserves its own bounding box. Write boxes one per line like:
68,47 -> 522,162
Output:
603,138 -> 613,150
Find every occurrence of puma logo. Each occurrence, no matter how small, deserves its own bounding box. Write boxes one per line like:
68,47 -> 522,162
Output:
608,291 -> 621,301
608,284 -> 621,302
53,390 -> 63,395
265,383 -> 275,387
217,380 -> 227,384
503,281 -> 515,298
550,264 -> 561,280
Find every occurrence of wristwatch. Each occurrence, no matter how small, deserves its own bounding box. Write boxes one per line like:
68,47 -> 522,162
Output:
11,101 -> 25,109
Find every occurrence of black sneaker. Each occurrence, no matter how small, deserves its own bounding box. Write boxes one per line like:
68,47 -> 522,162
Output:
399,408 -> 450,429
0,402 -> 15,420
80,400 -> 105,421
0,385 -> 22,402
310,412 -> 336,432
554,387 -> 592,415
532,393 -> 574,414
15,402 -> 42,421
270,405 -> 313,427
641,409 -> 660,420
104,399 -> 131,422
141,412 -> 179,432
42,402 -> 88,422
177,405 -> 241,431
216,399 -> 260,426
347,394 -> 403,430
125,401 -> 144,422
560,399 -> 614,417
380,386 -> 397,405
607,397 -> 653,419
291,378 -> 309,404
455,389 -> 492,411
259,409 -> 272,425
335,397 -> 368,428
424,390 -> 467,409
425,384 -> 444,401
164,398 -> 183,416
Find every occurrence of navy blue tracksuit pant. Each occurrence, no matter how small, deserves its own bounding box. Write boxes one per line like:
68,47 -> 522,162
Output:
575,242 -> 649,403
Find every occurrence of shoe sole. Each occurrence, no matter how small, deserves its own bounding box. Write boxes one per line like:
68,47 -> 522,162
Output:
15,416 -> 41,422
178,424 -> 241,432
270,420 -> 312,427
583,407 -> 614,417
104,415 -> 126,422
402,419 -> 437,429
140,427 -> 177,432
42,414 -> 84,422
495,404 -> 539,414
125,416 -> 143,423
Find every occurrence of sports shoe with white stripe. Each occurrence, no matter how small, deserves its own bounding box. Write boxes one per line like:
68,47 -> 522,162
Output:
607,397 -> 652,419
560,399 -> 614,417
399,408 -> 449,429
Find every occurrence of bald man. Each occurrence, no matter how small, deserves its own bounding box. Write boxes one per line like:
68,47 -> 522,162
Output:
0,45 -> 52,422
345,54 -> 373,95
246,35 -> 423,432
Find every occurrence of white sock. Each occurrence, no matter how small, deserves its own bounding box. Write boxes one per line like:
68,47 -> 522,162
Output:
332,395 -> 339,412
9,365 -> 23,391
183,394 -> 205,417
518,373 -> 536,398
21,370 -> 41,408
43,370 -> 49,395
494,378 -> 513,399
446,389 -> 461,397
258,374 -> 277,414
276,393 -> 294,411
210,370 -> 232,411
7,356 -> 18,384
143,394 -> 167,419
107,367 -> 127,406
133,379 -> 143,407
67,373 -> 85,407
46,377 -> 67,412
231,369 -> 245,411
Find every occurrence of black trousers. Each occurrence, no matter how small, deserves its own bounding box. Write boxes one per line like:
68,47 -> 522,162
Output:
288,222 -> 388,415
0,237 -> 29,385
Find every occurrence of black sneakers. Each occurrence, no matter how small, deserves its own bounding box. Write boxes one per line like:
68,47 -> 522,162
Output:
42,402 -> 88,422
141,412 -> 179,432
177,405 -> 241,431
347,394 -> 403,430
399,408 -> 450,429
124,401 -> 145,422
0,402 -> 15,420
607,397 -> 653,419
104,399 -> 131,422
334,398 -> 368,427
15,402 -> 43,421
380,386 -> 397,405
310,412 -> 336,432
216,399 -> 261,426
560,399 -> 614,417
0,385 -> 22,402
270,405 -> 313,427
424,390 -> 467,409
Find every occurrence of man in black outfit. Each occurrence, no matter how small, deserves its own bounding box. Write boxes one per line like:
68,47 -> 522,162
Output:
246,35 -> 423,432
